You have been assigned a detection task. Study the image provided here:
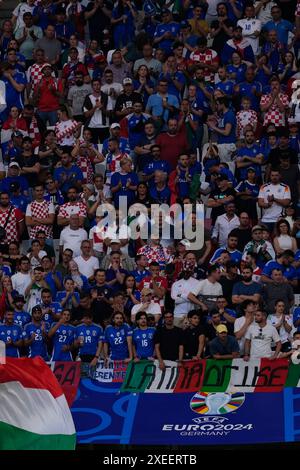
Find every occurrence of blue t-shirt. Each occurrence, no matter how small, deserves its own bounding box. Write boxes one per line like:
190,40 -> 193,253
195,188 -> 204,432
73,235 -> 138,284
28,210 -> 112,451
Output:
154,22 -> 180,54
127,113 -> 150,149
24,322 -> 50,359
150,184 -> 171,204
130,269 -> 149,284
146,93 -> 179,122
44,190 -> 65,207
54,21 -> 75,48
53,165 -> 84,194
262,260 -> 297,280
0,265 -> 11,277
226,0 -> 243,22
133,327 -> 156,359
0,323 -> 23,357
105,268 -> 128,294
158,71 -> 186,100
0,175 -> 29,193
235,180 -> 259,198
33,3 -> 57,29
10,194 -> 28,213
44,271 -> 63,300
3,71 -> 26,110
111,171 -> 138,208
293,306 -> 300,326
41,301 -> 63,323
13,310 -> 31,328
55,291 -> 80,310
232,281 -> 262,297
215,80 -> 235,97
209,335 -> 240,356
238,81 -> 262,111
143,160 -> 171,185
216,109 -> 236,144
263,19 -> 294,44
102,136 -> 130,155
104,323 -> 132,360
50,322 -> 75,361
236,144 -> 265,180
75,323 -> 103,356
226,63 -> 246,83
210,247 -> 242,264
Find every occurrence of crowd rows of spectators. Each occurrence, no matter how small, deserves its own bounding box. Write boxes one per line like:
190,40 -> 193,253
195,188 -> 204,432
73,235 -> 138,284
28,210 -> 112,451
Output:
1,0 -> 300,369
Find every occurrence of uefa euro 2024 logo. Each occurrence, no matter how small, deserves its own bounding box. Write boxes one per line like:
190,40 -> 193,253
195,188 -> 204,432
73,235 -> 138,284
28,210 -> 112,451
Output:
190,392 -> 245,415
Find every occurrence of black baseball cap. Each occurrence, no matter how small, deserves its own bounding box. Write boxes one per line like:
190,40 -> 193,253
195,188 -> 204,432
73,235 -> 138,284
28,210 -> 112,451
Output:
32,305 -> 42,313
9,181 -> 20,192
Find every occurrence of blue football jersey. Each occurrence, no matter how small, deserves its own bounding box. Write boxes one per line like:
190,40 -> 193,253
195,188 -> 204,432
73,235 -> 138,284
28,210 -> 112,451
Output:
50,323 -> 75,361
75,323 -> 103,356
0,324 -> 23,357
24,322 -> 50,360
133,327 -> 155,358
13,310 -> 31,328
104,323 -> 132,360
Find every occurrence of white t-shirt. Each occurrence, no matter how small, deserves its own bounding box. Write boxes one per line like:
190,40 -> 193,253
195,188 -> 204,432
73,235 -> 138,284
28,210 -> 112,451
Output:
59,227 -> 87,258
234,317 -> 255,355
171,277 -> 201,316
245,323 -> 280,358
258,183 -> 291,223
84,95 -> 108,128
29,250 -> 47,268
131,302 -> 161,319
89,225 -> 105,254
11,272 -> 31,296
13,3 -> 35,30
73,255 -> 99,278
193,279 -> 223,303
268,314 -> 294,344
237,18 -> 262,54
253,1 -> 277,25
101,83 -> 123,111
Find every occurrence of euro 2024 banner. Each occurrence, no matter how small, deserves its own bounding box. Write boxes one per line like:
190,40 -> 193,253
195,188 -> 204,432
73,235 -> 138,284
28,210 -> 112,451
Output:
72,359 -> 292,445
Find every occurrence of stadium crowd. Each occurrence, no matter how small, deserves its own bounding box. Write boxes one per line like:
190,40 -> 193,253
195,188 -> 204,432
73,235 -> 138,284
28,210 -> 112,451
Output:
1,0 -> 300,369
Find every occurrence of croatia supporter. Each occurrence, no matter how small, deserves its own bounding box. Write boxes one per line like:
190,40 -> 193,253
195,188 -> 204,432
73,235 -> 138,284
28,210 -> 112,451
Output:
55,105 -> 81,147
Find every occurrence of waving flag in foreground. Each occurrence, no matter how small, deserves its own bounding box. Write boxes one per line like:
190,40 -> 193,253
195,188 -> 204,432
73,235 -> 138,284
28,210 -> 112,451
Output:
0,357 -> 76,450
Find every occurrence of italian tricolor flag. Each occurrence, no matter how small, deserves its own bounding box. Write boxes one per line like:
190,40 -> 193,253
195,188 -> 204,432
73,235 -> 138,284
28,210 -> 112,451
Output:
0,357 -> 76,450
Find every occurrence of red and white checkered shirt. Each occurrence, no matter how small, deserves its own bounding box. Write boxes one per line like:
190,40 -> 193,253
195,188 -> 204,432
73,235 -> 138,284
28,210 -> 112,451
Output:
25,200 -> 55,239
76,155 -> 93,184
236,109 -> 258,138
26,63 -> 44,88
58,201 -> 87,220
260,93 -> 289,127
0,206 -> 24,244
